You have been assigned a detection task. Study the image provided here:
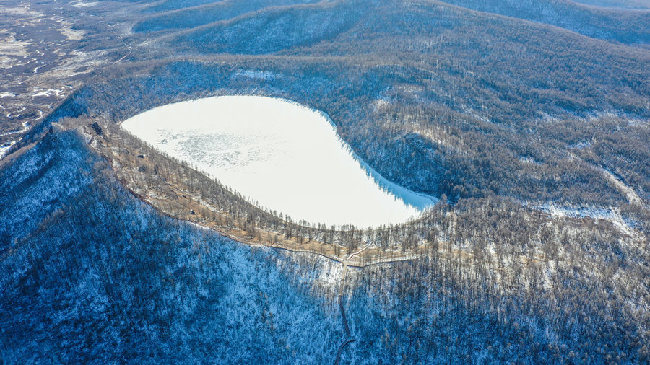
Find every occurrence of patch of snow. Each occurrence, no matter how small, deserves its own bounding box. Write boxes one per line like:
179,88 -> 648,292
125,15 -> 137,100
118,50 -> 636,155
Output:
316,260 -> 344,289
233,70 -> 276,80
0,121 -> 29,137
31,88 -> 64,98
0,92 -> 15,98
627,118 -> 647,127
537,204 -> 637,237
0,33 -> 30,57
0,56 -> 18,69
0,130 -> 19,138
568,141 -> 591,149
519,156 -> 540,165
1,6 -> 43,17
0,141 -> 16,159
59,21 -> 85,41
599,168 -> 643,207
539,112 -> 560,123
122,96 -> 436,228
71,1 -> 99,7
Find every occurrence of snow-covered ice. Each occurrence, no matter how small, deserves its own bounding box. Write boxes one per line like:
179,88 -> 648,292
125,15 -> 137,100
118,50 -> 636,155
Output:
122,96 -> 435,227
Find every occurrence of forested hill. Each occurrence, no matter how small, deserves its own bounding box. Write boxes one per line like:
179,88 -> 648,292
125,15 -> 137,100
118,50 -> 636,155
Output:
439,0 -> 650,45
1,0 -> 649,362
573,0 -> 650,9
2,123 -> 648,363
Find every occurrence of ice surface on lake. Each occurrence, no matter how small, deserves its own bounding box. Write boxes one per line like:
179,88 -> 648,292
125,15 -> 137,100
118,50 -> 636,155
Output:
122,96 -> 435,227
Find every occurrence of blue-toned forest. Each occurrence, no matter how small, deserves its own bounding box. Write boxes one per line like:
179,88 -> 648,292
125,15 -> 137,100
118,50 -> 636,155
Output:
1,0 -> 648,363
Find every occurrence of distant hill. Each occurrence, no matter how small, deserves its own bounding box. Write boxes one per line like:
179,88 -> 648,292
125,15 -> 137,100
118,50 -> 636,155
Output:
573,0 -> 650,9
440,0 -> 650,44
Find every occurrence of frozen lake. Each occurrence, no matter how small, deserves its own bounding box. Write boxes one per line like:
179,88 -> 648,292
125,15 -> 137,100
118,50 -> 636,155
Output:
121,96 -> 435,227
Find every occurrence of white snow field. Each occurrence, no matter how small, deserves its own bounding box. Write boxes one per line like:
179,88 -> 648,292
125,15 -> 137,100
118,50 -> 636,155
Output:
121,95 -> 436,227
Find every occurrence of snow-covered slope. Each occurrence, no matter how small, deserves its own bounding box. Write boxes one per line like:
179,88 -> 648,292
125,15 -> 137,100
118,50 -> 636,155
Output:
0,130 -> 345,363
2,127 -> 647,364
